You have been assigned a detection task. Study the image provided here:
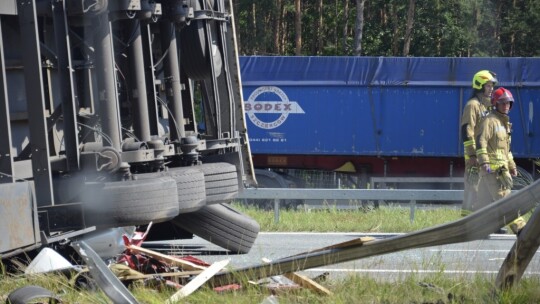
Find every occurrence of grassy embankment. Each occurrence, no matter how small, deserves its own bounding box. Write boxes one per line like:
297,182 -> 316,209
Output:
3,270 -> 540,304
2,203 -> 539,303
236,202 -> 462,232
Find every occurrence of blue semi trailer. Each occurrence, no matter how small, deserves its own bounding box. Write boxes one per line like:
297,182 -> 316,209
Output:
240,56 -> 540,190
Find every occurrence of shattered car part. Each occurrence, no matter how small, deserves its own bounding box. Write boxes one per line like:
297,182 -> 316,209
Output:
71,241 -> 139,304
24,247 -> 74,275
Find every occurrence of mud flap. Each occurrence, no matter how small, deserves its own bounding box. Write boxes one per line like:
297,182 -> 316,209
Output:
7,286 -> 61,304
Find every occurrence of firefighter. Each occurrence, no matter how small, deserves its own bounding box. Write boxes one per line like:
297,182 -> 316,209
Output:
475,87 -> 526,234
460,70 -> 497,215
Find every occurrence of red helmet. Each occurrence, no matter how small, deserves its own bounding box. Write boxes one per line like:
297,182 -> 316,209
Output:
491,87 -> 514,109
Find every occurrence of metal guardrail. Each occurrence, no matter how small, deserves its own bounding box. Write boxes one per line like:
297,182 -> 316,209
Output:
369,177 -> 464,190
239,188 -> 463,200
238,188 -> 464,223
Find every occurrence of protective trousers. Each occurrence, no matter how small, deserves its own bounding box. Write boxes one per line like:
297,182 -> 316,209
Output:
477,171 -> 527,234
462,163 -> 478,216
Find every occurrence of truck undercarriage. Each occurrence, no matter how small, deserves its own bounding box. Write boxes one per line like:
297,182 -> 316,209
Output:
0,0 -> 258,260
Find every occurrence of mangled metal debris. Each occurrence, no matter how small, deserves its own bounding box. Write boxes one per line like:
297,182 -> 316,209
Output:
71,241 -> 139,304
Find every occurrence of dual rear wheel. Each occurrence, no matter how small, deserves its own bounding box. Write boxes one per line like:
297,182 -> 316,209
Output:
78,162 -> 258,253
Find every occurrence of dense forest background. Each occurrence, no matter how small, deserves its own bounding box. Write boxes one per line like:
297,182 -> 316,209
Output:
232,0 -> 540,57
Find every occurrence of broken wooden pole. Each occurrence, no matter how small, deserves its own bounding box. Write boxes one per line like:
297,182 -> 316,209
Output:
261,257 -> 332,295
282,272 -> 333,295
208,179 -> 540,286
496,204 -> 540,289
166,259 -> 230,303
289,236 -> 375,257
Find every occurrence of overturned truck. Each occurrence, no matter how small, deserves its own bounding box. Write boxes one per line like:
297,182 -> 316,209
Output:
0,0 -> 259,259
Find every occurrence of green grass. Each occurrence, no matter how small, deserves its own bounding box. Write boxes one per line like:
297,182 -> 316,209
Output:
2,204 -> 538,303
0,272 -> 111,303
234,202 -> 463,233
4,271 -> 540,304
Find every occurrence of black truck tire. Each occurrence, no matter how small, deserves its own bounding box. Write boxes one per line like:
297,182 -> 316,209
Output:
172,203 -> 260,254
199,162 -> 239,204
134,167 -> 206,213
81,177 -> 179,228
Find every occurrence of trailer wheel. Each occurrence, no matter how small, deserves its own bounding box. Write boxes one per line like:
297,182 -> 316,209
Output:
134,167 -> 206,213
81,177 -> 179,228
172,203 -> 260,254
199,162 -> 239,204
7,285 -> 61,304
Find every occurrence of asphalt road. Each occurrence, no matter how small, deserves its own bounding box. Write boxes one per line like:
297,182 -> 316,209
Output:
148,232 -> 540,282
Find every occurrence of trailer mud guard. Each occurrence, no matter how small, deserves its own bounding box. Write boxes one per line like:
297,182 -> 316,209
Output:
6,285 -> 61,304
0,181 -> 40,257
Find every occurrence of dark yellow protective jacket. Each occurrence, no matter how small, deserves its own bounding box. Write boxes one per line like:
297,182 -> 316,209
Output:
475,110 -> 516,172
460,95 -> 492,160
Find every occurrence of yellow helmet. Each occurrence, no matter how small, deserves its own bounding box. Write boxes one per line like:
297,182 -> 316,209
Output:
472,70 -> 497,90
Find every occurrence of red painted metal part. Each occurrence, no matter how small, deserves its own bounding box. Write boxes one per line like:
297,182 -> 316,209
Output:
253,154 -> 466,177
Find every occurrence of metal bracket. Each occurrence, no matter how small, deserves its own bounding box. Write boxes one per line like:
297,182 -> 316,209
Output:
38,203 -> 85,233
121,149 -> 155,163
193,10 -> 229,22
41,226 -> 95,245
109,0 -> 141,12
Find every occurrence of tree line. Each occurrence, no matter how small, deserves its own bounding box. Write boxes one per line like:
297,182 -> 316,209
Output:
233,0 -> 540,57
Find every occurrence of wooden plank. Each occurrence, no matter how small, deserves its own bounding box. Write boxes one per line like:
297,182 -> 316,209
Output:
117,270 -> 203,281
262,257 -> 332,295
127,245 -> 206,271
166,259 -> 230,303
282,272 -> 333,296
290,236 -> 375,257
496,205 -> 540,289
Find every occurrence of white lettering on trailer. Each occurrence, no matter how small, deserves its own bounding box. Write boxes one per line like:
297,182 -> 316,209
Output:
245,86 -> 305,130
